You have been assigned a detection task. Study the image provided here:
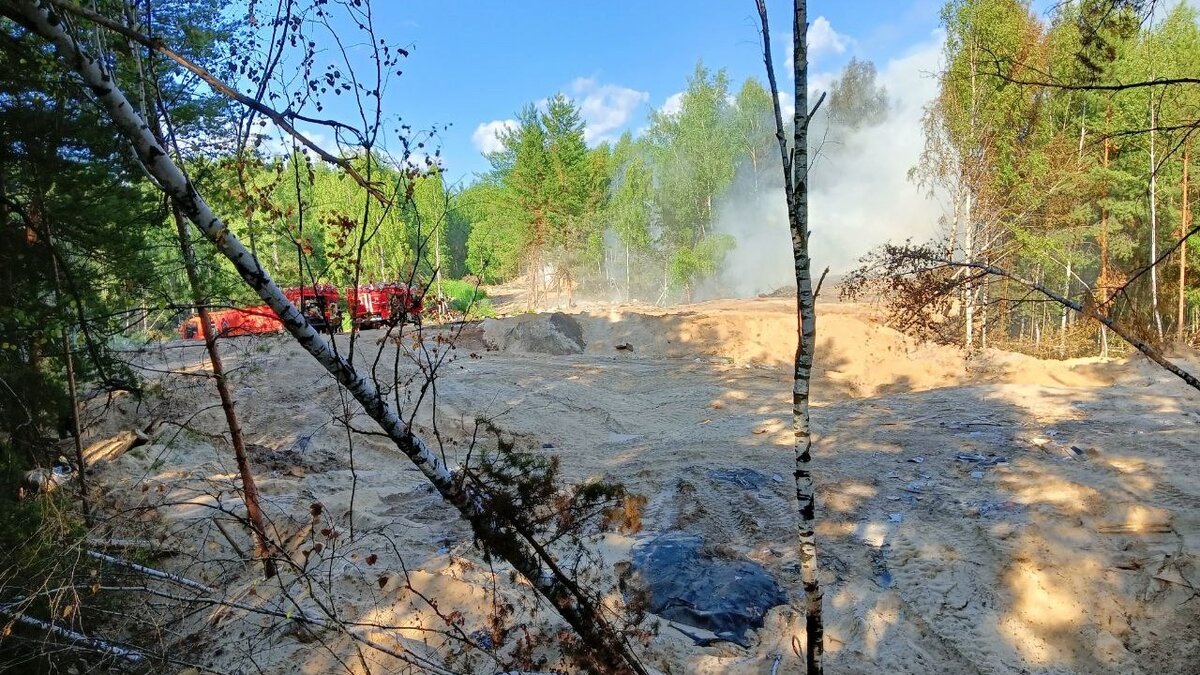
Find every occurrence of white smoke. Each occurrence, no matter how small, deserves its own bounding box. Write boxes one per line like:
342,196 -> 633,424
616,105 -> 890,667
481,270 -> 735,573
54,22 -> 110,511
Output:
714,35 -> 945,297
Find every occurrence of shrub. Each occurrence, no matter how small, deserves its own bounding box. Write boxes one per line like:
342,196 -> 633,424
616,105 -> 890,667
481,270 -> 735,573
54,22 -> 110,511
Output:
436,279 -> 495,318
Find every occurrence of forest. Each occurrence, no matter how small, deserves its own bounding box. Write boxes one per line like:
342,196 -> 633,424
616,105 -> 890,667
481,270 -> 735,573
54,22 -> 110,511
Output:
1,0 -> 1198,674
856,0 -> 1200,360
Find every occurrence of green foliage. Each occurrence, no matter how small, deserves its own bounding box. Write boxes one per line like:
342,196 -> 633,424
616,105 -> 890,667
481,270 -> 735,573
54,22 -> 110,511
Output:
667,234 -> 737,291
829,58 -> 890,129
437,279 -> 495,318
898,0 -> 1200,351
732,78 -> 779,187
462,180 -> 527,282
644,64 -> 742,296
468,425 -> 639,547
451,61 -> 826,302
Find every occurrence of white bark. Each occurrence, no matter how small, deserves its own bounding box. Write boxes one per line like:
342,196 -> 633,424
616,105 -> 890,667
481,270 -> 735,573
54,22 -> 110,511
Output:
756,1 -> 823,671
0,604 -> 145,665
85,550 -> 214,594
965,215 -> 975,347
1150,96 -> 1164,339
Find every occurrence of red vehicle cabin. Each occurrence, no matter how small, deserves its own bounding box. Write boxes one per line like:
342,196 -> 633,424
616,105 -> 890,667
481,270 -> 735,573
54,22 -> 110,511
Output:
179,305 -> 283,340
284,284 -> 343,334
346,282 -> 424,329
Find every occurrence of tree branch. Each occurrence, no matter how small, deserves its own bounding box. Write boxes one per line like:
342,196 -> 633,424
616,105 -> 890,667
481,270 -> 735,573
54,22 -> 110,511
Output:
0,604 -> 145,665
40,0 -> 387,203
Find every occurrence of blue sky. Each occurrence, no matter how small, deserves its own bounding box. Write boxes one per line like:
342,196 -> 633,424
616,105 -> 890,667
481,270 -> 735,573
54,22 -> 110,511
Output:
302,0 -> 952,186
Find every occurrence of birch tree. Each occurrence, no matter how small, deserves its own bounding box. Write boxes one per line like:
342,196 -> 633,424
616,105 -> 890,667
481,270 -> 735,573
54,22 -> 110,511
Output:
754,1 -> 824,672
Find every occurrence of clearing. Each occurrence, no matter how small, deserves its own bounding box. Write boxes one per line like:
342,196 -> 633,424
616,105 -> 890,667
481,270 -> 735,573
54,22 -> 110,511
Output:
86,298 -> 1200,674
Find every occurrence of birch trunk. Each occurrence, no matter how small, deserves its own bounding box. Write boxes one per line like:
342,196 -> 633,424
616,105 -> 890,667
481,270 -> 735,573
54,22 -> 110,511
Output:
964,42 -> 979,349
965,216 -> 975,347
1180,146 -> 1189,344
755,1 -> 823,670
1060,258 -> 1071,356
626,243 -> 631,301
980,265 -> 988,349
1150,97 -> 1164,339
790,6 -> 823,669
1100,132 -> 1112,358
5,3 -> 645,670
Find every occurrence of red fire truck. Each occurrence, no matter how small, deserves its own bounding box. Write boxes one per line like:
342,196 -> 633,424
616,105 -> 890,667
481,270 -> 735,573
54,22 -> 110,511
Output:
283,284 -> 344,334
345,282 -> 424,329
178,305 -> 283,340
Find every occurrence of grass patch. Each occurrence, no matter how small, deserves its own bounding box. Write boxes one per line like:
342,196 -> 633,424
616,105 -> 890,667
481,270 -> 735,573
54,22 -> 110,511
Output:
437,279 -> 495,318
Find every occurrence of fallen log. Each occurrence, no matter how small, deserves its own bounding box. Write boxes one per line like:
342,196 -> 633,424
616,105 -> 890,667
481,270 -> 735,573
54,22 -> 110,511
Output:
83,427 -> 151,467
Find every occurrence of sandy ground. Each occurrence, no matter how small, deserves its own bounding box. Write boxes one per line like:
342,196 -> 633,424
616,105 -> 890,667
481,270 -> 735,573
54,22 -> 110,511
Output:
83,298 -> 1200,674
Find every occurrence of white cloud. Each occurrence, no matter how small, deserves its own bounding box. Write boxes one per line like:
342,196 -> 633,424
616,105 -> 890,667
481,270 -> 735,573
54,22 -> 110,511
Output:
471,119 -> 518,155
569,78 -> 650,144
660,91 -> 684,117
776,91 -> 795,120
404,152 -> 444,172
786,16 -> 854,78
248,119 -> 336,158
808,16 -> 851,61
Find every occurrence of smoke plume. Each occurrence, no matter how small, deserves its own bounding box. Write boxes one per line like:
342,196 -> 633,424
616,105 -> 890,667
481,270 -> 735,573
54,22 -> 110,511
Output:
713,37 -> 945,297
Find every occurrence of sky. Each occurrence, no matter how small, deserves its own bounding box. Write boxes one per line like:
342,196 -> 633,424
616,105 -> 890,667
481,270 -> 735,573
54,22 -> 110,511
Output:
315,0 -> 953,186
264,0 -> 1095,273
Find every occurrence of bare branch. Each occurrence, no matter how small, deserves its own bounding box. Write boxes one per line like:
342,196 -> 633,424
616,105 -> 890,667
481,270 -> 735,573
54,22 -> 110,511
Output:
909,254 -> 1200,391
0,604 -> 146,665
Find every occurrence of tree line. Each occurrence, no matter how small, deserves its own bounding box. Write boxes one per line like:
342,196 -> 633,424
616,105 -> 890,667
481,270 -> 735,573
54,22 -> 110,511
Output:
864,0 -> 1200,357
134,61 -> 873,310
464,58 -> 888,305
455,64 -> 777,305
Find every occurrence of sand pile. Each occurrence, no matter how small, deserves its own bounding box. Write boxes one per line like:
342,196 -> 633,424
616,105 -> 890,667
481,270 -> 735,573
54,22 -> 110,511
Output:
482,299 -> 1127,399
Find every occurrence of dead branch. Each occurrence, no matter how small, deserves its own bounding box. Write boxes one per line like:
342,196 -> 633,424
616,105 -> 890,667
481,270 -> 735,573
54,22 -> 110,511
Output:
84,550 -> 214,594
813,266 -> 831,300
0,604 -> 146,665
914,254 -> 1200,391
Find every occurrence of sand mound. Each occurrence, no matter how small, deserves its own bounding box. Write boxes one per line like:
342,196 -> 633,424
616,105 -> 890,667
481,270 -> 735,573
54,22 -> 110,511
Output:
481,311 -> 586,355
481,299 -> 1126,399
